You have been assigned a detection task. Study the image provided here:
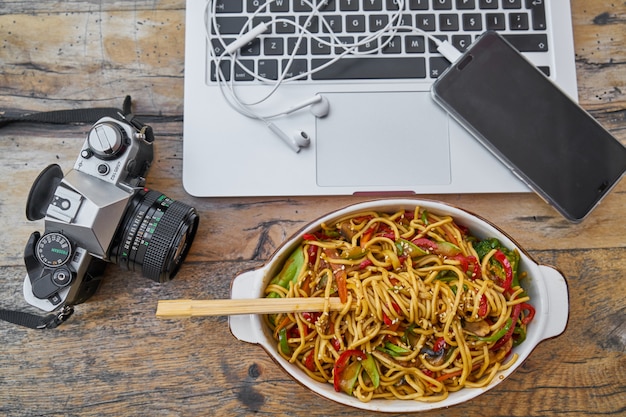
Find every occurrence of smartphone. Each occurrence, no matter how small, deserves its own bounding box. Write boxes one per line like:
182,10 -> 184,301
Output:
432,31 -> 626,222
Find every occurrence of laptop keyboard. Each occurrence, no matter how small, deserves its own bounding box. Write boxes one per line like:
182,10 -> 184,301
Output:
206,0 -> 550,83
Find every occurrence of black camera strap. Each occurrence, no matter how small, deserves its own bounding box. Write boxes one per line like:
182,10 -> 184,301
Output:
0,96 -> 133,330
0,305 -> 74,329
0,96 -> 132,127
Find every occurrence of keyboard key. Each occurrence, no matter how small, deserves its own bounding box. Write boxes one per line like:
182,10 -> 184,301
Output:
214,0 -> 243,13
486,13 -> 506,30
234,60 -> 254,81
364,0 -> 384,11
440,14 -> 460,31
340,0 -> 359,11
213,17 -> 248,34
312,37 -> 332,54
282,59 -> 308,79
416,14 -> 436,31
270,0 -> 289,12
210,38 -> 231,56
299,15 -> 319,33
479,0 -> 498,9
276,17 -> 296,33
333,36 -> 355,53
452,34 -> 472,51
509,13 -> 529,30
405,35 -> 426,53
346,15 -> 366,32
294,0 -> 314,12
463,13 -> 483,30
456,0 -> 476,9
264,38 -> 284,55
311,57 -> 427,79
538,66 -> 550,76
319,0 -> 337,11
240,39 -> 261,55
428,35 -> 448,52
503,34 -> 548,52
409,0 -> 429,10
526,0 -> 547,30
322,15 -> 343,32
370,14 -> 389,31
257,60 -> 278,80
287,37 -> 308,54
385,0 -> 400,10
210,60 -> 230,81
429,56 -> 450,78
502,0 -> 522,9
381,35 -> 402,53
357,36 -> 379,52
433,0 -> 453,10
246,0 -> 264,13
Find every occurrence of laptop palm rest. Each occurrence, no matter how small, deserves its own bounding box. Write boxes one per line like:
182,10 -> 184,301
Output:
315,91 -> 451,188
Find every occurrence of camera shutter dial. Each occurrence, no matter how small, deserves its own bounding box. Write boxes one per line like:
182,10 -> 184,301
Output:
88,121 -> 127,159
36,232 -> 72,268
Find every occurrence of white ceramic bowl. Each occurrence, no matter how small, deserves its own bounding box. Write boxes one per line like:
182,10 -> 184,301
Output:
229,199 -> 568,413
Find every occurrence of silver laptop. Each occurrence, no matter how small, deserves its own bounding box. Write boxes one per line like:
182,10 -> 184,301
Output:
183,0 -> 577,197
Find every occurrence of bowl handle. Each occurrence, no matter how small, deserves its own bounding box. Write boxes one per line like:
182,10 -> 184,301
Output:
229,269 -> 264,344
538,265 -> 569,340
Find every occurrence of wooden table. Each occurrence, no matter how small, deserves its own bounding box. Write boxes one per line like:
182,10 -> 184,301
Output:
1,1 -> 624,416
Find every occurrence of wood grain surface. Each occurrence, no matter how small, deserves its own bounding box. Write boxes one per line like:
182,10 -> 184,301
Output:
1,1 -> 625,416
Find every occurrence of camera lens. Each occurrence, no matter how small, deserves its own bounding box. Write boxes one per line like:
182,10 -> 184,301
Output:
110,189 -> 199,283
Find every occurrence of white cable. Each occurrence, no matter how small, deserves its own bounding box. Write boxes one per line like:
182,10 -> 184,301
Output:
204,0 -> 462,122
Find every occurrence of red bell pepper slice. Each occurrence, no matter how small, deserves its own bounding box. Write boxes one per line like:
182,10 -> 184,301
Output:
451,254 -> 482,279
304,350 -> 316,371
333,350 -> 367,392
493,249 -> 513,292
520,302 -> 536,325
478,294 -> 488,318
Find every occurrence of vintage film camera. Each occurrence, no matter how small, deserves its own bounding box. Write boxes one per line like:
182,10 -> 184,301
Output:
23,115 -> 199,312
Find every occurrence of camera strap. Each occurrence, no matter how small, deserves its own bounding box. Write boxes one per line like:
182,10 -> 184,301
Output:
0,96 -> 132,127
0,96 -> 134,330
0,305 -> 74,329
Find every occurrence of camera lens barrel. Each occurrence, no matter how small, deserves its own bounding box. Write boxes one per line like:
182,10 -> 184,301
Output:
111,189 -> 199,283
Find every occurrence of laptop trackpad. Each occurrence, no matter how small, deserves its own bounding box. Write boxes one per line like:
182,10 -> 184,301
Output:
316,91 -> 451,187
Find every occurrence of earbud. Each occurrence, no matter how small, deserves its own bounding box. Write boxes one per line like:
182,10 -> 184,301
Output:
263,95 -> 328,152
293,130 -> 311,147
280,94 -> 330,118
310,96 -> 330,118
266,122 -> 310,153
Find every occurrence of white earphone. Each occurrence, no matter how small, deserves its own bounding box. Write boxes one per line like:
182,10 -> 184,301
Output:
264,94 -> 329,152
205,0 -> 454,152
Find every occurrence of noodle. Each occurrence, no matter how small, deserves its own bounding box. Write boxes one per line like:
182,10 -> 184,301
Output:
264,208 -> 535,402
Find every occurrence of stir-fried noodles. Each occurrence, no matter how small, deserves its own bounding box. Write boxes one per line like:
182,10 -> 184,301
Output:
264,207 -> 535,402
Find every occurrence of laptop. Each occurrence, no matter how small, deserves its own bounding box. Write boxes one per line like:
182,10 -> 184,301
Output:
182,0 -> 578,197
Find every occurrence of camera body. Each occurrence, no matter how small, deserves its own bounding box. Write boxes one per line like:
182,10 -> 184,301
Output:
23,116 -> 199,312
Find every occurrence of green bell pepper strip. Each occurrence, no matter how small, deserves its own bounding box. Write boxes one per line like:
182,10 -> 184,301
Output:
338,361 -> 362,395
278,327 -> 290,355
267,246 -> 305,298
396,239 -> 428,258
473,318 -> 512,342
361,354 -> 380,388
376,341 -> 412,357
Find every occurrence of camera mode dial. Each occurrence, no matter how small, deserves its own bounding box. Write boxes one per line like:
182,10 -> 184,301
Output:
36,232 -> 72,268
88,121 -> 127,159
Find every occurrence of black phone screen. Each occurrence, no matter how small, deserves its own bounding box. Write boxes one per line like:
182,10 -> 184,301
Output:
432,31 -> 626,222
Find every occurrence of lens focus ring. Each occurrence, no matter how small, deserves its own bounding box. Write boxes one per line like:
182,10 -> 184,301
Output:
142,198 -> 198,282
111,189 -> 199,283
